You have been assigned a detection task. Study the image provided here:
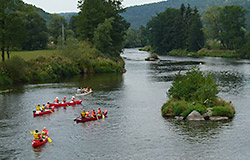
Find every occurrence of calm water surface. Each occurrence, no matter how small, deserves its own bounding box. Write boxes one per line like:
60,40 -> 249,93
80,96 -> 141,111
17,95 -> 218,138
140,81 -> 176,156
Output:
0,48 -> 250,160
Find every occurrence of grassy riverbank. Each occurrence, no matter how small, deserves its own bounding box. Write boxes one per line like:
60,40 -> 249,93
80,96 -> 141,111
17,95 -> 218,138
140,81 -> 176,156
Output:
168,49 -> 240,59
0,42 -> 125,85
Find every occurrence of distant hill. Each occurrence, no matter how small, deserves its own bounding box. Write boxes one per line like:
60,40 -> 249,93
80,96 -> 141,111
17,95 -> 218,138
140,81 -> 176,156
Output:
31,0 -> 250,29
58,12 -> 78,23
122,0 -> 250,29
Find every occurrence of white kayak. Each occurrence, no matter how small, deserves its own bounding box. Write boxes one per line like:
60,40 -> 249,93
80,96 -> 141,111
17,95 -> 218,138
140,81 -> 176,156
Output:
75,89 -> 93,96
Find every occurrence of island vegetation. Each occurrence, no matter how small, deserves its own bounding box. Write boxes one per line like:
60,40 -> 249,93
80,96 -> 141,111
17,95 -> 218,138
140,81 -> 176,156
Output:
0,0 -> 129,85
161,67 -> 235,120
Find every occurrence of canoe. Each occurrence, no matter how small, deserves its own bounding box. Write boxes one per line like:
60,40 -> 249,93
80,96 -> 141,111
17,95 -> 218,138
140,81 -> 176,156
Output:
76,89 -> 93,96
33,107 -> 55,117
50,99 -> 83,107
75,110 -> 108,123
32,130 -> 49,148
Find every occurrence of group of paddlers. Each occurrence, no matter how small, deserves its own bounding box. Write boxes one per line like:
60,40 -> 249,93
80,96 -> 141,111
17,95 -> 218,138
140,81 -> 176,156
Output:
80,108 -> 103,119
35,103 -> 51,112
76,87 -> 92,94
53,96 -> 76,104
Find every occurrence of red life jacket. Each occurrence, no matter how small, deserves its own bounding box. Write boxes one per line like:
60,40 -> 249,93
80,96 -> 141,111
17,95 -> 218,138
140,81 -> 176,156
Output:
92,110 -> 96,117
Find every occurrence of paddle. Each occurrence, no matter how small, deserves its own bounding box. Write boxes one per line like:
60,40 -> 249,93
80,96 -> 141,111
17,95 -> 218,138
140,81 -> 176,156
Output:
48,137 -> 52,143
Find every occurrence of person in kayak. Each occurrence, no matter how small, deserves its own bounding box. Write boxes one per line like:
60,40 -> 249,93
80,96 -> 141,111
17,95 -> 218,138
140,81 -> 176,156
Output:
54,97 -> 59,103
36,105 -> 41,112
77,87 -> 82,94
86,110 -> 90,118
62,96 -> 67,103
46,102 -> 51,109
81,109 -> 86,119
33,130 -> 42,141
70,96 -> 75,103
97,108 -> 102,117
41,104 -> 46,112
92,110 -> 97,118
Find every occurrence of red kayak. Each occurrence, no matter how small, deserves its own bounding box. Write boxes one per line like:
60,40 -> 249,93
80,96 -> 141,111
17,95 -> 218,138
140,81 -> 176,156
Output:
32,129 -> 49,148
50,99 -> 83,107
33,107 -> 55,117
75,110 -> 108,123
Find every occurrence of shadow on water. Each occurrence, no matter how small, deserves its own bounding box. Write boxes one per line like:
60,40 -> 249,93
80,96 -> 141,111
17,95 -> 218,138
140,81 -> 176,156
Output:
148,60 -> 204,82
167,119 -> 233,143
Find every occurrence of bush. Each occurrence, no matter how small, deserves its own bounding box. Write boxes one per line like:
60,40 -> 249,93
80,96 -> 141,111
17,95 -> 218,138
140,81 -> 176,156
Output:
212,106 -> 234,118
168,66 -> 219,106
182,104 -> 207,118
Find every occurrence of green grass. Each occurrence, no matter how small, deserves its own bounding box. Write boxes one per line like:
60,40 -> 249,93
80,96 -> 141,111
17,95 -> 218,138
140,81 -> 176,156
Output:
11,49 -> 58,61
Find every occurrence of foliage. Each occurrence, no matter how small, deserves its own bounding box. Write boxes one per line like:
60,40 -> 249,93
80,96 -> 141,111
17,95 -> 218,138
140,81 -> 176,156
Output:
168,67 -> 219,107
121,0 -> 250,29
182,104 -> 207,118
212,106 -> 234,118
48,14 -> 66,44
203,5 -> 247,50
20,4 -> 48,50
124,26 -> 149,48
75,0 -> 130,57
147,4 -> 204,54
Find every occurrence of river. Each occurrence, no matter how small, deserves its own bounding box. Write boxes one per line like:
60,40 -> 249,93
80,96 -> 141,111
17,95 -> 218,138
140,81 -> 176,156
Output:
0,48 -> 250,159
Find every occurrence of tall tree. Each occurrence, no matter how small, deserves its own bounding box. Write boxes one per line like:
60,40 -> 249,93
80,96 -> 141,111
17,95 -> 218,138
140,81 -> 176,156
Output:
20,5 -> 48,50
0,0 -> 23,61
187,7 -> 205,51
218,5 -> 247,49
76,0 -> 129,57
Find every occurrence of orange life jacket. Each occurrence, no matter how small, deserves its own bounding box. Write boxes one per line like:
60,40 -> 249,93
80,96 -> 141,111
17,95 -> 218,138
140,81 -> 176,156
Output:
92,110 -> 96,117
54,99 -> 59,103
71,97 -> 75,101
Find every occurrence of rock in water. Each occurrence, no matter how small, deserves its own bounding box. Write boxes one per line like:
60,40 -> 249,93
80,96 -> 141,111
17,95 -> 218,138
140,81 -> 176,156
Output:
186,110 -> 205,121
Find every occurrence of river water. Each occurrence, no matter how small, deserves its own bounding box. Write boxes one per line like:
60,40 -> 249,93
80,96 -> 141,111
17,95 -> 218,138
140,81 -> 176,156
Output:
0,48 -> 250,160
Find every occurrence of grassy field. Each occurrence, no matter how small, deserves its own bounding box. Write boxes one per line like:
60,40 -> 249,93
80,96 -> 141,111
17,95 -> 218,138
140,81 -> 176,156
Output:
11,49 -> 58,61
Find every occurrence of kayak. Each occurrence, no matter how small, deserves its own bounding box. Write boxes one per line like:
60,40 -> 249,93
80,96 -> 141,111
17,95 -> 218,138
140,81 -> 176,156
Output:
33,107 -> 55,117
32,130 -> 49,148
50,99 -> 83,107
76,89 -> 93,96
75,110 -> 108,123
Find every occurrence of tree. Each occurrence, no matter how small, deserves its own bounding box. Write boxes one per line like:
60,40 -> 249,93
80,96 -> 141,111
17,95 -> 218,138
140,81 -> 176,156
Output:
187,8 -> 205,52
94,18 -> 114,56
0,0 -> 24,61
20,5 -> 48,50
76,0 -> 129,57
218,5 -> 247,49
48,14 -> 66,45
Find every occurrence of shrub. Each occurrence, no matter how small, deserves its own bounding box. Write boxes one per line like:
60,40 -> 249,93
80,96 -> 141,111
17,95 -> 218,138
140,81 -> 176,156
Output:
212,106 -> 234,118
168,66 -> 219,106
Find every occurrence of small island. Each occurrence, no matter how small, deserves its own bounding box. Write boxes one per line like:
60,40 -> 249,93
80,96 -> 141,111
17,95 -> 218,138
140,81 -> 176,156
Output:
145,53 -> 160,61
161,67 -> 235,121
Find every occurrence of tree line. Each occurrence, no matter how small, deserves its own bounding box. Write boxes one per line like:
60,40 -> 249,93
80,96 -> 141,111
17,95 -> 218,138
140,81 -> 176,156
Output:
125,4 -> 250,58
0,0 -> 130,61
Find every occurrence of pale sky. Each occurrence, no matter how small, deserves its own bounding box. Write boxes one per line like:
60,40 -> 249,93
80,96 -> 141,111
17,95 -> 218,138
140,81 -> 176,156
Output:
22,0 -> 165,13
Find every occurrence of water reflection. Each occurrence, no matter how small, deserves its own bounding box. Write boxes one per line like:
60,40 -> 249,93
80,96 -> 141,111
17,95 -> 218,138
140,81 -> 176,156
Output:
168,119 -> 233,144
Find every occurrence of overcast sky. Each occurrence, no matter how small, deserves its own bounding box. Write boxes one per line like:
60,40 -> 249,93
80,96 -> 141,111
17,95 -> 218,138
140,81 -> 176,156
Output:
22,0 -> 165,13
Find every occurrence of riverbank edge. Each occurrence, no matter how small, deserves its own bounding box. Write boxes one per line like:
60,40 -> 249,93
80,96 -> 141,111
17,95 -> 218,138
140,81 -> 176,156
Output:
139,46 -> 241,59
161,98 -> 235,121
0,50 -> 126,86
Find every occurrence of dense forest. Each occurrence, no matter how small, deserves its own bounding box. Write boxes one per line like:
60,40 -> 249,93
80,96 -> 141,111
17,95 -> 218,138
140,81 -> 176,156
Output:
122,0 -> 250,29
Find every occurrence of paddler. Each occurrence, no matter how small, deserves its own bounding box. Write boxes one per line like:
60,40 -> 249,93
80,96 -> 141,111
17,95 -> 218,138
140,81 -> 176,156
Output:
70,96 -> 75,103
62,96 -> 67,103
36,105 -> 41,111
81,109 -> 86,119
41,127 -> 47,139
86,110 -> 90,118
54,97 -> 59,103
33,130 -> 42,141
46,102 -> 51,109
41,104 -> 46,111
92,110 -> 96,118
97,108 -> 102,117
